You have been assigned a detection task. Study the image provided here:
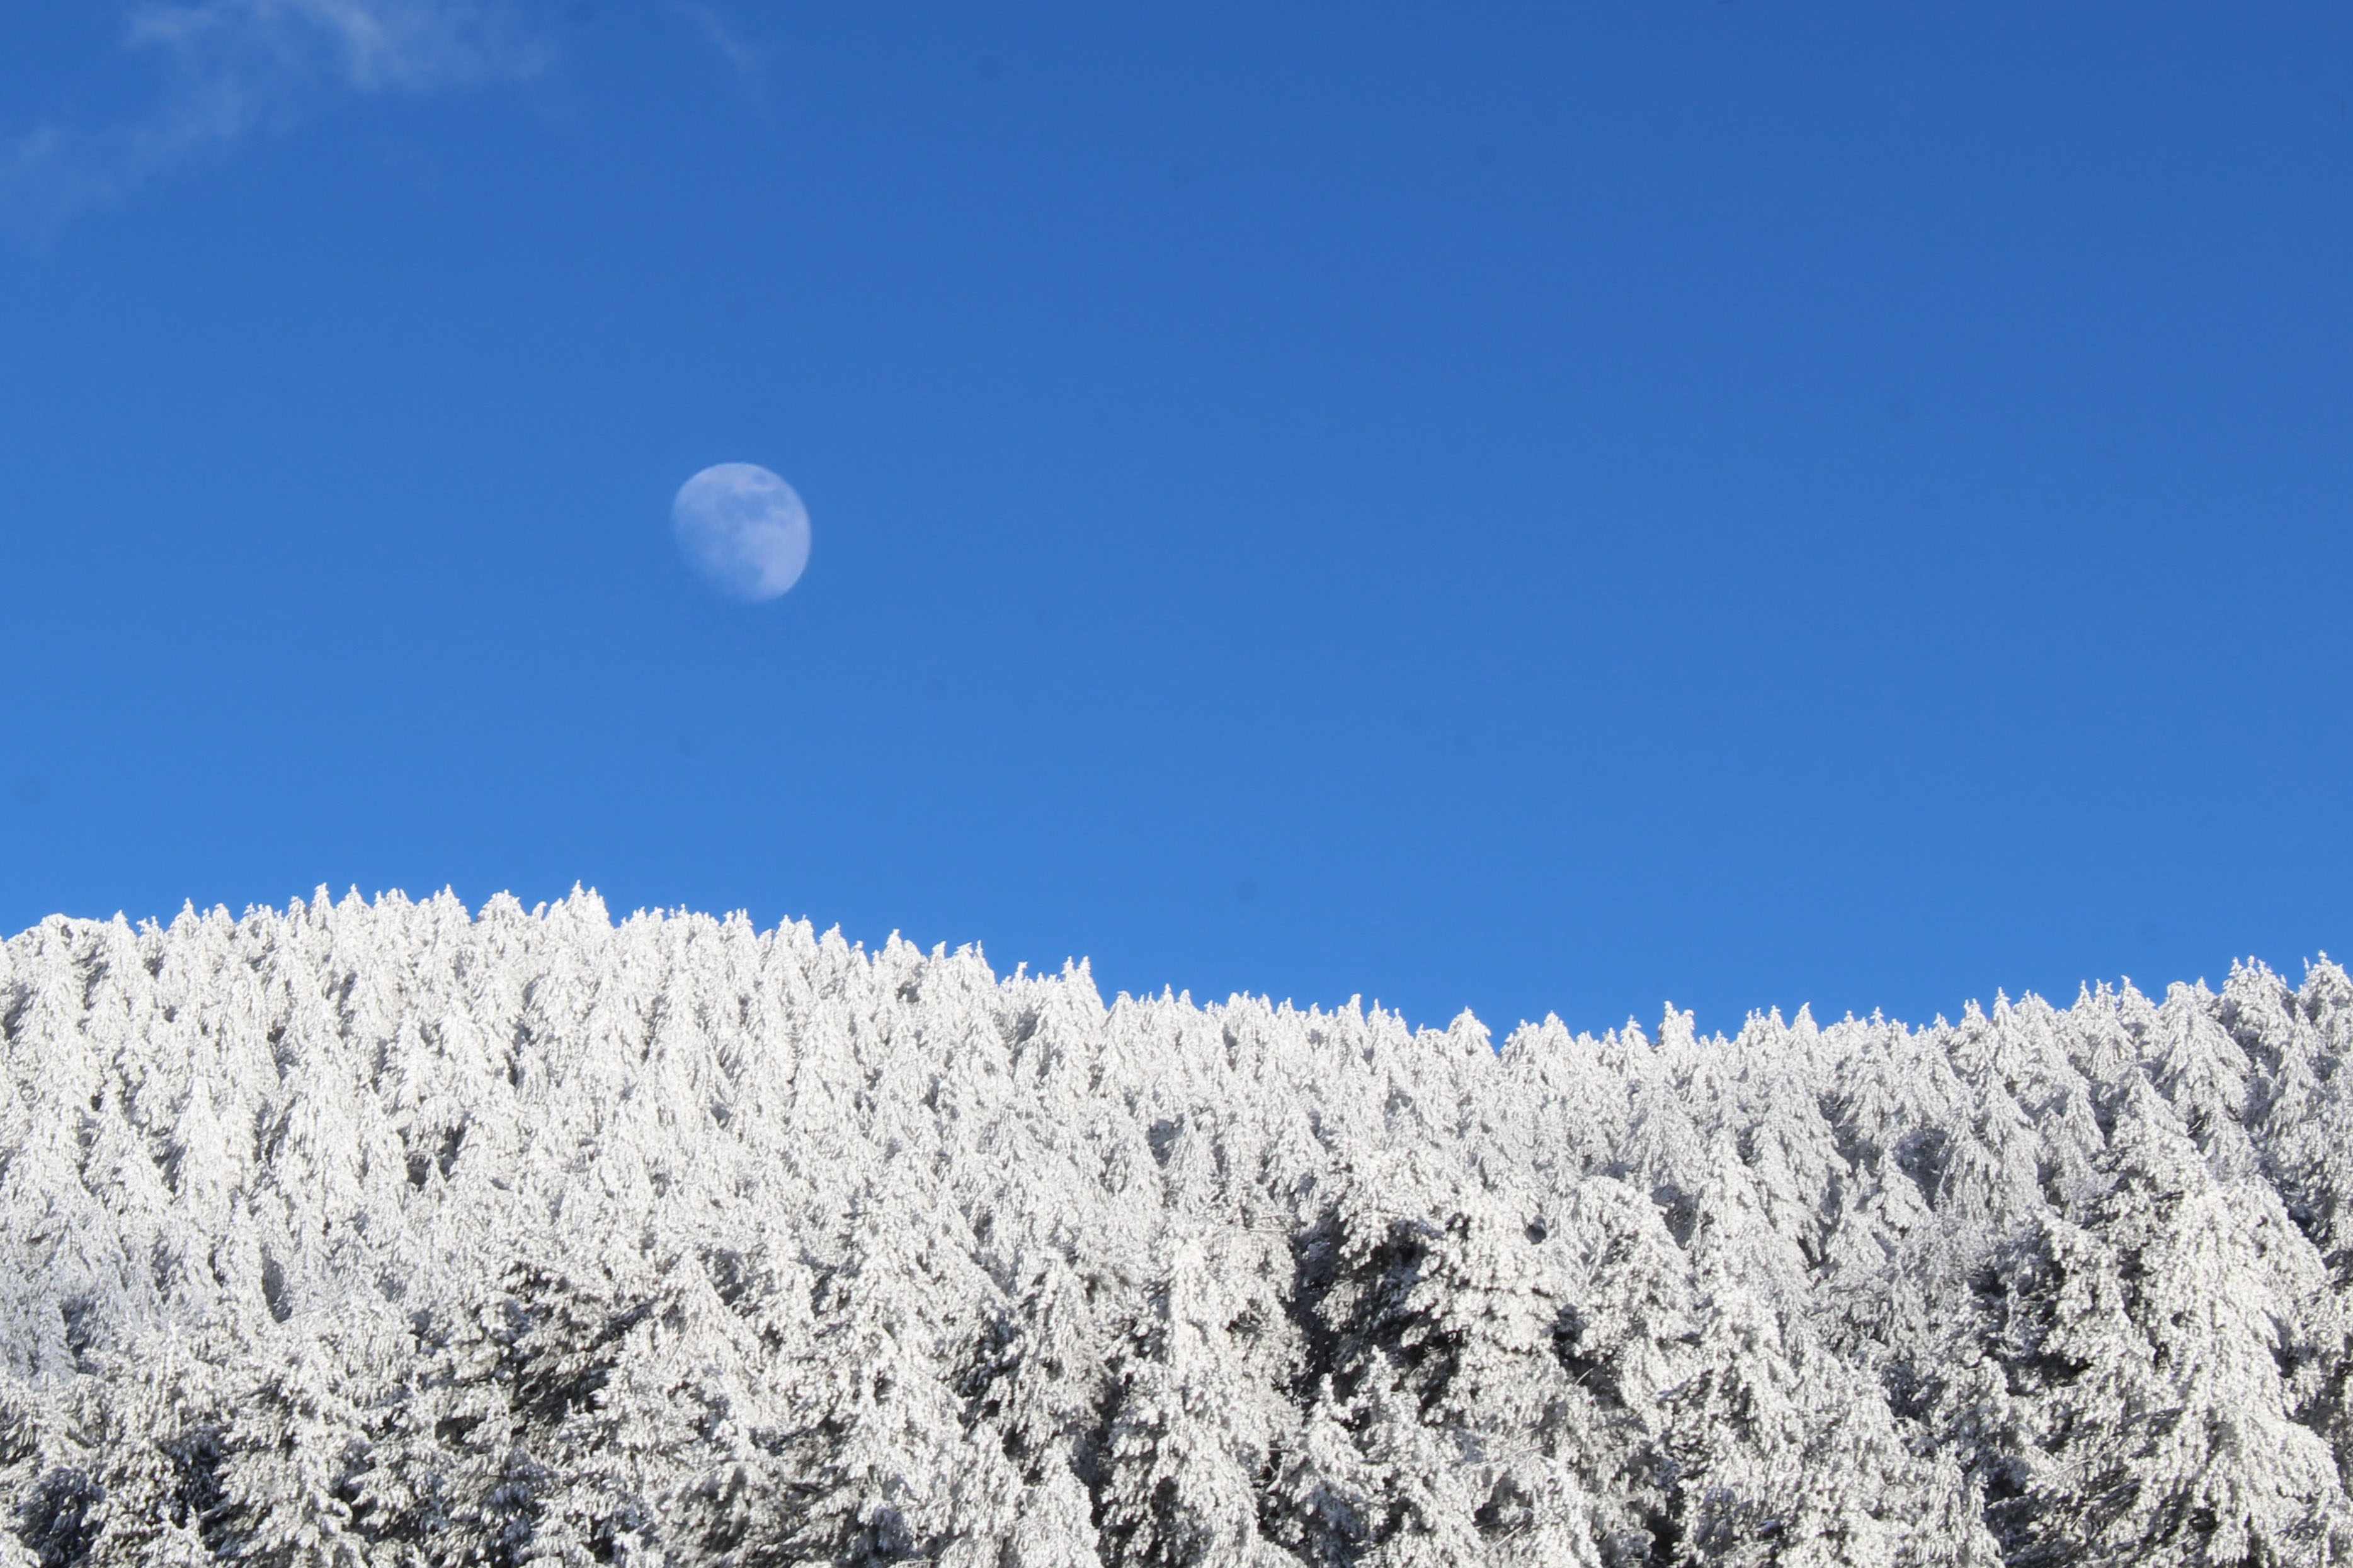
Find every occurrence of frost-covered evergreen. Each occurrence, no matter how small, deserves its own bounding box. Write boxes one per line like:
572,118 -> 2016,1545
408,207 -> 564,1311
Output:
4,889 -> 2350,1564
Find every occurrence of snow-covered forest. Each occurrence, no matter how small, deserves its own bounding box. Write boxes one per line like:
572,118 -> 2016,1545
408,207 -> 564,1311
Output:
5,890 -> 2352,1565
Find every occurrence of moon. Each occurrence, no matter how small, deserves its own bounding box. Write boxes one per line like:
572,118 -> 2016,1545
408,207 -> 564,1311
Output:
671,463 -> 811,602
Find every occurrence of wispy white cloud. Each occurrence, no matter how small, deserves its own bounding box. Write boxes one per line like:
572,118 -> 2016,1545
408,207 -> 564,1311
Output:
672,1 -> 765,88
3,1 -> 546,235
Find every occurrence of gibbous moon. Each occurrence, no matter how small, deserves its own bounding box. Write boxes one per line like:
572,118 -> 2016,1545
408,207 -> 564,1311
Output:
671,463 -> 811,602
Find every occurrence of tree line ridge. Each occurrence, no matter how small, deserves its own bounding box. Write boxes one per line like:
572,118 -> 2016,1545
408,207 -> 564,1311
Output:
3,888 -> 2349,1564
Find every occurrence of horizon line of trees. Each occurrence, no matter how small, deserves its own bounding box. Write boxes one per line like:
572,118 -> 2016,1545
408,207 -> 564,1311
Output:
4,888 -> 2351,1565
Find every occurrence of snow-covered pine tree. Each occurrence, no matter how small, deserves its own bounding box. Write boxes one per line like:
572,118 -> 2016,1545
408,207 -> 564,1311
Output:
5,894 -> 2351,1564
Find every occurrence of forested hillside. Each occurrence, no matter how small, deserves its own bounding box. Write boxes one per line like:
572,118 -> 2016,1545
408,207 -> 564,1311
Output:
4,890 -> 2350,1565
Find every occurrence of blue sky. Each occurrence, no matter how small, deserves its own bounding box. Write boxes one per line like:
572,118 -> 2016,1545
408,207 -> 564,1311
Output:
3,1 -> 2347,1037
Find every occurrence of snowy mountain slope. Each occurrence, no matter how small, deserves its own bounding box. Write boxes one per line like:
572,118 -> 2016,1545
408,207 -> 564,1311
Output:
4,889 -> 2350,1565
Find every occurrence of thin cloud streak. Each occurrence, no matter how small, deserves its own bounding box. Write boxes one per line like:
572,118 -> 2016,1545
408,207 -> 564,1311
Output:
673,2 -> 766,89
3,0 -> 546,236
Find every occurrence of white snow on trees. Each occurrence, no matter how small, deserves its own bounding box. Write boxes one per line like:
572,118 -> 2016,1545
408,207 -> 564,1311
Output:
3,889 -> 2350,1565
